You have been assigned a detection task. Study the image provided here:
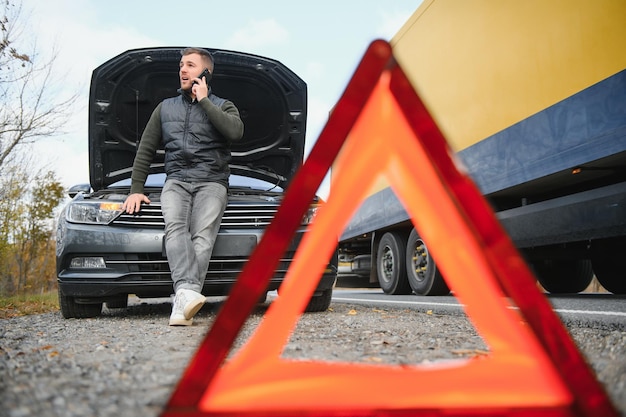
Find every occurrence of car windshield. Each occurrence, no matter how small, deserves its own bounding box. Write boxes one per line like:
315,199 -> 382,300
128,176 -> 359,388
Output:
109,173 -> 284,192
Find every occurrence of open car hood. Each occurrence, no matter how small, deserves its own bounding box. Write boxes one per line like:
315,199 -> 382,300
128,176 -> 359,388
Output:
88,47 -> 307,191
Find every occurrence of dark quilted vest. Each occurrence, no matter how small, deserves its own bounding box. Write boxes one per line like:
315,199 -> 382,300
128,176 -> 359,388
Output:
160,93 -> 230,186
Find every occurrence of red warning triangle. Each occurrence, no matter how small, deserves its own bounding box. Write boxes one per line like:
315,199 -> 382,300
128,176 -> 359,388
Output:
161,40 -> 618,416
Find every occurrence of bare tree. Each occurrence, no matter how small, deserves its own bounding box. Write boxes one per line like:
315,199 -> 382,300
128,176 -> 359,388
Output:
0,1 -> 78,296
0,1 -> 77,171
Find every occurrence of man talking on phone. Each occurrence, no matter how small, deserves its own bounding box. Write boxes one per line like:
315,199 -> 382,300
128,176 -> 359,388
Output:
122,47 -> 244,326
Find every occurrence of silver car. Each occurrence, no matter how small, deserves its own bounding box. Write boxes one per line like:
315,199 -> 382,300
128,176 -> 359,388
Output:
56,47 -> 337,318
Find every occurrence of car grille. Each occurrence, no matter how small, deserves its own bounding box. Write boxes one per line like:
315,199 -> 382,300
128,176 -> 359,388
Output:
111,202 -> 280,229
103,252 -> 294,281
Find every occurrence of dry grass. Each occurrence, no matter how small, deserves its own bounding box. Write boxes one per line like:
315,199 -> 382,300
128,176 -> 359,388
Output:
0,291 -> 59,319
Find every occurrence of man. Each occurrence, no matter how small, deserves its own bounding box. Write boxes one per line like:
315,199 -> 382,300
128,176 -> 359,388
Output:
122,47 -> 244,326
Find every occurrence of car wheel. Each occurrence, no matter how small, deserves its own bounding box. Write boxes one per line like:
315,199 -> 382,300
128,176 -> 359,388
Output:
58,287 -> 103,319
532,259 -> 593,294
406,228 -> 450,296
305,288 -> 332,312
376,231 -> 411,295
105,296 -> 128,309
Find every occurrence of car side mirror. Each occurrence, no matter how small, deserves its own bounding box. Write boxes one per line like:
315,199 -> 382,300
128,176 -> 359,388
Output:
68,184 -> 91,198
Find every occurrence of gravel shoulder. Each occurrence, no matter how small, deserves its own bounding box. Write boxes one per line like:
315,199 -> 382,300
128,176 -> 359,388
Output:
1,295 -> 624,417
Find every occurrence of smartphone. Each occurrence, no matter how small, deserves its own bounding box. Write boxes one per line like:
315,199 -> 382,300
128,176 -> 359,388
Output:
194,68 -> 212,85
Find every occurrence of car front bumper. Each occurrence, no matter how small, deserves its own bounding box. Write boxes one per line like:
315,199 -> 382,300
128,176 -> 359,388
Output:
57,221 -> 337,300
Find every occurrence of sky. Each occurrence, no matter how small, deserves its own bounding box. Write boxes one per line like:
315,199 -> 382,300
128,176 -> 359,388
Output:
19,0 -> 422,199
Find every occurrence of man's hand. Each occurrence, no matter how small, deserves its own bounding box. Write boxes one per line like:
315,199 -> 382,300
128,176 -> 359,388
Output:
192,75 -> 209,101
122,193 -> 151,214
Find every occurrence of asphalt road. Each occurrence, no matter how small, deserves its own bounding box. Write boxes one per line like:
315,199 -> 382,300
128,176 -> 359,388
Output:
331,288 -> 626,327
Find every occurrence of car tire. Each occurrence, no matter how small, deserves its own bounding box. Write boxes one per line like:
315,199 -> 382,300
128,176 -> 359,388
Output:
105,296 -> 128,309
58,287 -> 103,319
305,288 -> 332,312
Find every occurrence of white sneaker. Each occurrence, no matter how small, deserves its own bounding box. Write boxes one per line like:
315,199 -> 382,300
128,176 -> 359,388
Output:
169,289 -> 206,326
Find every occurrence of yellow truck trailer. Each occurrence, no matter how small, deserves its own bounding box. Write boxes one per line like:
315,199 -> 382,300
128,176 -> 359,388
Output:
337,0 -> 626,295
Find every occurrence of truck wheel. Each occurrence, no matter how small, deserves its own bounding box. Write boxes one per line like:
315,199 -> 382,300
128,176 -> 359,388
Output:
376,232 -> 411,295
532,259 -> 593,294
591,239 -> 626,294
405,228 -> 450,296
58,287 -> 103,319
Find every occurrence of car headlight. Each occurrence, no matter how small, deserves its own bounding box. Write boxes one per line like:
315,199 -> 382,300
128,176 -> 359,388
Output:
66,201 -> 123,224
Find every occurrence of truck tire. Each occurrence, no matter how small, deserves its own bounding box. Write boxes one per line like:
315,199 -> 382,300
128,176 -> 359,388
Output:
58,287 -> 103,319
405,228 -> 450,296
376,232 -> 411,295
591,239 -> 626,294
532,259 -> 593,294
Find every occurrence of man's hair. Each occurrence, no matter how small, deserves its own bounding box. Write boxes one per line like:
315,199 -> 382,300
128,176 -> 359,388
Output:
181,47 -> 214,71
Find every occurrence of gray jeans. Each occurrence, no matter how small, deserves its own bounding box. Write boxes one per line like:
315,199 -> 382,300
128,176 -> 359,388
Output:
161,179 -> 227,293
